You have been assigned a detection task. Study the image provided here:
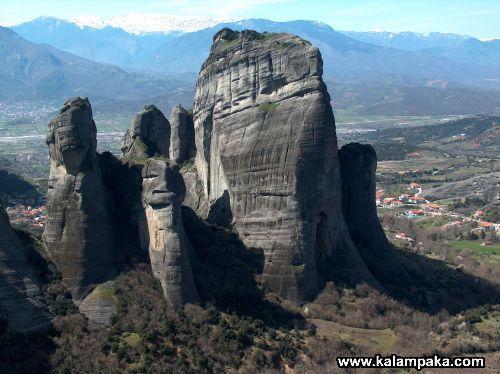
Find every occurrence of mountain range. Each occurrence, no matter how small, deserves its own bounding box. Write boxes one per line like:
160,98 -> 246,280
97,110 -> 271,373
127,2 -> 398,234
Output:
0,25 -> 193,112
13,17 -> 500,86
339,31 -> 472,51
2,16 -> 500,115
341,30 -> 500,67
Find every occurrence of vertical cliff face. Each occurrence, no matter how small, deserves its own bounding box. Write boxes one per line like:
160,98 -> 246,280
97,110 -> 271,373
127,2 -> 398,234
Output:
193,29 -> 374,302
43,97 -> 116,300
0,204 -> 51,332
141,160 -> 199,307
169,105 -> 195,165
122,105 -> 171,163
339,143 -> 410,284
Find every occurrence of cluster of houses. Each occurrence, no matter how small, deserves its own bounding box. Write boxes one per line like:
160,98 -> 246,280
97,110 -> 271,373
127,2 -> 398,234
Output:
376,183 -> 447,218
477,221 -> 499,232
395,232 -> 414,243
441,214 -> 499,232
6,204 -> 46,230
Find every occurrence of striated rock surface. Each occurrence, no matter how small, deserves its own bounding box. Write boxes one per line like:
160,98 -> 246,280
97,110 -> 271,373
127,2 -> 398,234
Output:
181,169 -> 209,217
122,104 -> 171,163
0,203 -> 51,332
78,281 -> 117,329
339,143 -> 409,284
193,28 -> 374,302
169,105 -> 195,164
141,159 -> 199,307
43,97 -> 116,300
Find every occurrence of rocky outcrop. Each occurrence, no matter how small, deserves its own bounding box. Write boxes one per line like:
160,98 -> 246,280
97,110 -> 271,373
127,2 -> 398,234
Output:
193,28 -> 375,302
339,143 -> 409,285
0,203 -> 51,332
181,169 -> 209,217
78,281 -> 117,329
141,159 -> 199,307
122,105 -> 171,163
169,105 -> 195,164
43,97 -> 116,300
119,106 -> 200,308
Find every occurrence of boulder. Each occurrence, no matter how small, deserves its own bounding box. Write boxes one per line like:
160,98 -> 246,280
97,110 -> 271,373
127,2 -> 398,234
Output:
122,104 -> 171,163
193,29 -> 375,302
43,97 -> 116,300
141,159 -> 199,307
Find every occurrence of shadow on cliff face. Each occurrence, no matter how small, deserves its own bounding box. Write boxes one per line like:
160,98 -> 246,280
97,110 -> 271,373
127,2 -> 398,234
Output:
182,207 -> 304,328
362,248 -> 500,315
185,197 -> 499,319
0,316 -> 55,373
98,152 -> 149,266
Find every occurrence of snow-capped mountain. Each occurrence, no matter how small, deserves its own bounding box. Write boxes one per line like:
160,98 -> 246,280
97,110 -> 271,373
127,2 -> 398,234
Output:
339,30 -> 471,51
11,17 -> 500,91
71,13 -> 240,34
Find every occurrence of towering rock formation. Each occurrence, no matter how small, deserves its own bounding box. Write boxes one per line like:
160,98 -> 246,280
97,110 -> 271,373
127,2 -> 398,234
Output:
169,105 -> 208,217
0,203 -> 51,332
122,105 -> 171,163
141,159 -> 199,307
169,105 -> 195,164
193,28 -> 374,302
339,143 -> 409,284
43,97 -> 116,300
39,31 -> 406,310
120,106 -> 199,308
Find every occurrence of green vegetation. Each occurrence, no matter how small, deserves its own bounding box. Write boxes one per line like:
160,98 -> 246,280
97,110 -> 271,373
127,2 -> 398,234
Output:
218,36 -> 241,51
93,284 -> 116,301
134,137 -> 148,153
483,205 -> 500,223
152,154 -> 170,163
415,216 -> 452,230
259,102 -> 280,112
253,32 -> 276,41
291,264 -> 305,272
180,159 -> 196,172
474,308 -> 500,340
311,319 -> 395,353
130,157 -> 149,166
275,41 -> 288,50
452,240 -> 500,255
121,332 -> 141,348
360,116 -> 498,158
371,141 -> 418,161
1,240 -> 499,373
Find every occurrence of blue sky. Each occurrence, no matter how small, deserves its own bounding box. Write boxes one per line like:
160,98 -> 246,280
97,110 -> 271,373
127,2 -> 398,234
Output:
1,0 -> 499,38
